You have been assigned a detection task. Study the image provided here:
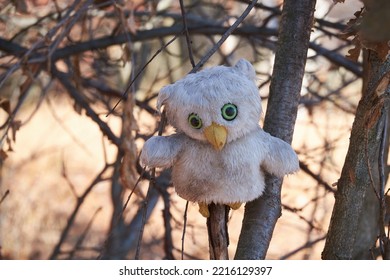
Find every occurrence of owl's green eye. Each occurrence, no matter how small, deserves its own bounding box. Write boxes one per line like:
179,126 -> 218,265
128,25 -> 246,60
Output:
188,113 -> 203,129
221,103 -> 238,121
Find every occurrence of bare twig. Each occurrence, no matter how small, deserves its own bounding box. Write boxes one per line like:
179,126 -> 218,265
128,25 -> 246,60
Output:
181,201 -> 189,260
0,190 -> 9,205
108,33 -> 181,115
280,235 -> 327,260
51,65 -> 121,146
68,207 -> 102,259
190,0 -> 259,73
0,25 -> 360,77
299,161 -> 335,193
50,164 -> 112,260
135,173 -> 154,260
179,0 -> 196,67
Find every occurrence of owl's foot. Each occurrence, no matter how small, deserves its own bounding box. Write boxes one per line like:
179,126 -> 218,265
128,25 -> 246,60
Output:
198,202 -> 210,218
198,202 -> 241,217
228,202 -> 242,210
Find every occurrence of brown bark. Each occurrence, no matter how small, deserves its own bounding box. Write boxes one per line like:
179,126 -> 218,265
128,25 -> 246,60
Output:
207,204 -> 230,260
322,51 -> 390,259
235,0 -> 317,259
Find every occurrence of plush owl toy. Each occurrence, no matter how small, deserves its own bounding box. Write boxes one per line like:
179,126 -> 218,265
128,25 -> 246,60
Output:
140,59 -> 299,217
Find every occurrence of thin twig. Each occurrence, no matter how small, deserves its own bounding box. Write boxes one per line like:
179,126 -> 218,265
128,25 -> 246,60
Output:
68,207 -> 102,259
181,201 -> 189,260
190,0 -> 259,73
0,190 -> 9,205
0,25 -> 360,77
50,164 -> 112,259
135,170 -> 155,260
280,235 -> 327,260
179,0 -> 196,67
98,166 -> 146,259
61,159 -> 79,198
299,161 -> 335,193
107,33 -> 181,116
51,65 -> 121,146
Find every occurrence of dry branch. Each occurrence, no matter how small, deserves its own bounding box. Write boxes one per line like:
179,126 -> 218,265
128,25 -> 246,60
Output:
51,65 -> 121,146
49,164 -> 112,260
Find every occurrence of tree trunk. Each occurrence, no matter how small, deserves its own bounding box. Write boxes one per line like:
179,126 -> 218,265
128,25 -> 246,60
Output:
235,0 -> 316,259
322,51 -> 390,259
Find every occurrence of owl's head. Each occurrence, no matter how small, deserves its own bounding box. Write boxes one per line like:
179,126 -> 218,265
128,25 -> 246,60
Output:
157,59 -> 261,150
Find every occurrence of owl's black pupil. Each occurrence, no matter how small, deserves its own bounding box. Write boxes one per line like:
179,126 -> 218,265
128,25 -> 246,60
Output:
222,103 -> 237,121
191,117 -> 200,127
225,106 -> 235,116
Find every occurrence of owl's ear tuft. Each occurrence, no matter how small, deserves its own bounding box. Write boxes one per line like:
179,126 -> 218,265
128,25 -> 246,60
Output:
157,85 -> 172,112
233,59 -> 256,81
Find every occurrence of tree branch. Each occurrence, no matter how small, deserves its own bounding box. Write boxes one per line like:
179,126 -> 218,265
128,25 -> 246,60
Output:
49,164 -> 112,260
0,24 -> 361,77
51,65 -> 121,146
235,0 -> 317,260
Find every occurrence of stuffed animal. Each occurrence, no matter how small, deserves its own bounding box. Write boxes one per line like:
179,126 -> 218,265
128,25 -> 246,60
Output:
140,59 -> 299,217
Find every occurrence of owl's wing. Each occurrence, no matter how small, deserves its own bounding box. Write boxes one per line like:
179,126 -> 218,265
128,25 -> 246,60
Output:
261,132 -> 300,177
140,134 -> 183,169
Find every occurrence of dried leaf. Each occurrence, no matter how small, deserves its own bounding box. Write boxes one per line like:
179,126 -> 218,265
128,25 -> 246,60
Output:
343,4 -> 390,61
0,149 -> 8,161
360,0 -> 390,42
20,63 -> 41,93
73,101 -> 83,115
11,120 -> 22,142
360,40 -> 389,61
345,36 -> 362,62
340,9 -> 363,40
12,0 -> 28,14
0,99 -> 10,114
6,137 -> 13,152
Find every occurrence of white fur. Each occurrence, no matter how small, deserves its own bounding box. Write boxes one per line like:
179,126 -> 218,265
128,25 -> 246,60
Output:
140,59 -> 299,204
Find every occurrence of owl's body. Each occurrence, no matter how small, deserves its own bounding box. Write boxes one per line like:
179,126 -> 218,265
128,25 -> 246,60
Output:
141,59 -> 299,211
142,128 -> 297,204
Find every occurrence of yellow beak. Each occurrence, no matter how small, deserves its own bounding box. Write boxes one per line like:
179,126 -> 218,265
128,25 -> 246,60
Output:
204,122 -> 227,151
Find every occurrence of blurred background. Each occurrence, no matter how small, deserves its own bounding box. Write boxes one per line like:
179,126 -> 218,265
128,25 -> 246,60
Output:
0,0 -> 377,260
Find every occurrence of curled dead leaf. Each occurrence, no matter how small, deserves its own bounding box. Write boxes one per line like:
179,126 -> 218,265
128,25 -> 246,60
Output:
343,5 -> 390,61
346,37 -> 362,62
